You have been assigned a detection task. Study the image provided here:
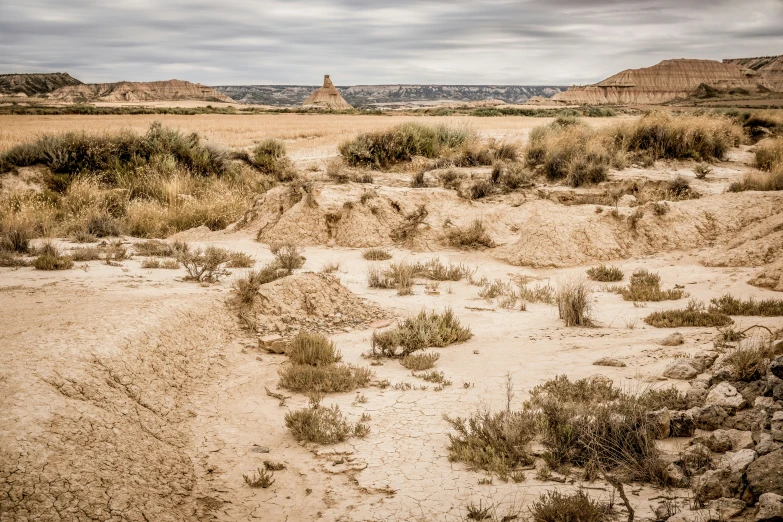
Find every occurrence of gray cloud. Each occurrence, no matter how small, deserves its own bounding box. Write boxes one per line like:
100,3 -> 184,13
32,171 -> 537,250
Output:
0,0 -> 781,85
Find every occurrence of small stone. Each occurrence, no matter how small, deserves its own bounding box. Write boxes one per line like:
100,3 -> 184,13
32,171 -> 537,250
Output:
772,411 -> 783,442
664,360 -> 700,380
694,430 -> 733,453
705,498 -> 745,520
695,404 -> 728,430
706,382 -> 746,412
693,469 -> 742,502
682,443 -> 713,475
756,433 -> 783,456
746,449 -> 783,498
664,462 -> 689,488
670,410 -> 696,437
660,332 -> 685,346
770,356 -> 783,380
649,408 -> 672,439
756,493 -> 783,521
593,357 -> 627,368
618,194 -> 637,207
720,449 -> 757,473
250,445 -> 270,453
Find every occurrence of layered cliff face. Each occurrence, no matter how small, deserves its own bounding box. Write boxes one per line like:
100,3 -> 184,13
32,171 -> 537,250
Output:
0,72 -> 82,97
724,55 -> 783,92
48,79 -> 234,103
551,58 -> 779,105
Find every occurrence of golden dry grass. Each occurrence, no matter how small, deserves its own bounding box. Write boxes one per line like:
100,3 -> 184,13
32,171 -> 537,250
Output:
0,114 -> 625,161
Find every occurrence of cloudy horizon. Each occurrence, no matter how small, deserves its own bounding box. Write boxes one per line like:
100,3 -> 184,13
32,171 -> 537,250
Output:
1,0 -> 782,86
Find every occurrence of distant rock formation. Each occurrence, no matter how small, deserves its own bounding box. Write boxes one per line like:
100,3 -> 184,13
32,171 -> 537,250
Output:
215,83 -> 565,106
551,57 -> 781,105
723,55 -> 783,92
302,75 -> 353,110
0,73 -> 82,97
47,79 -> 234,103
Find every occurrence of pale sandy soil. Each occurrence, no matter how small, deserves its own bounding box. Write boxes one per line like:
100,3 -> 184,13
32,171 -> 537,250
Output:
1,113 -> 782,521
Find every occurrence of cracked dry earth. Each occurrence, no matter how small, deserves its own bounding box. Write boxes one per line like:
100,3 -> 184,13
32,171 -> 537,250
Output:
3,240 -> 782,521
2,115 -> 783,521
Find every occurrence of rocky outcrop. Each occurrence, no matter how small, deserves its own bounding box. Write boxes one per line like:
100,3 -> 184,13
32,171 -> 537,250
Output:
724,55 -> 783,92
0,72 -> 82,97
302,75 -> 353,110
551,57 -> 779,105
47,79 -> 234,103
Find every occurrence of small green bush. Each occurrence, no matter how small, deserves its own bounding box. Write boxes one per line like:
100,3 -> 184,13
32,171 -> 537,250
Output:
644,300 -> 732,328
530,490 -> 607,522
362,248 -> 392,261
278,363 -> 373,393
619,269 -> 685,302
286,331 -> 342,366
586,264 -> 624,282
371,308 -> 472,357
709,294 -> 783,316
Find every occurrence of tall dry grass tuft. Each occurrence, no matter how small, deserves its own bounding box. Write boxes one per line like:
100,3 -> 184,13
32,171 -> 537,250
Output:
556,278 -> 593,327
0,123 -> 267,240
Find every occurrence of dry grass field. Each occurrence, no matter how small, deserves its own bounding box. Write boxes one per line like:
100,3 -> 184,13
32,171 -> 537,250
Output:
1,110 -> 783,522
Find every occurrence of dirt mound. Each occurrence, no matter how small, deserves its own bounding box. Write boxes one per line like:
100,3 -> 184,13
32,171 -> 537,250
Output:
48,79 -> 234,103
0,72 -> 82,97
551,58 -> 770,105
749,260 -> 783,292
0,288 -> 234,520
251,272 -> 390,338
496,192 -> 783,267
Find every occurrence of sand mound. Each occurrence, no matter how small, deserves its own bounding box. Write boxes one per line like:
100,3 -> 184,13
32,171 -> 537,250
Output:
243,182 -> 783,269
749,260 -> 783,292
251,272 -> 390,338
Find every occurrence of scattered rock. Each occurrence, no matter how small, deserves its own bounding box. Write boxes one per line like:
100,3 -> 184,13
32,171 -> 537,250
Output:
772,411 -> 783,442
746,449 -> 783,498
694,429 -> 733,453
693,469 -> 742,502
771,356 -> 783,380
593,357 -> 627,367
250,445 -> 270,453
693,353 -> 719,372
665,360 -> 700,380
649,408 -> 672,439
756,397 -> 782,412
756,432 -> 783,456
259,334 -> 287,354
705,498 -> 745,520
756,493 -> 783,521
687,381 -> 710,408
618,194 -> 637,207
682,443 -> 713,475
660,332 -> 685,346
671,410 -> 696,437
695,405 -> 729,430
739,380 -> 766,406
720,449 -> 757,473
706,382 -> 746,412
664,462 -> 689,488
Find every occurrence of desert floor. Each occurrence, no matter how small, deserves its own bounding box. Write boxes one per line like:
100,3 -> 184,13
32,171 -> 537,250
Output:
1,113 -> 782,521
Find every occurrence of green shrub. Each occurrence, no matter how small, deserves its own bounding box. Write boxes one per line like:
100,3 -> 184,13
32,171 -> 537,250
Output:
445,409 -> 537,477
278,363 -> 373,393
284,402 -> 367,444
363,249 -> 393,265
371,308 -> 472,357
271,243 -> 305,273
709,294 -> 783,316
619,269 -> 685,301
586,264 -> 624,282
644,300 -> 732,328
286,331 -> 342,366
400,352 -> 440,371
178,246 -> 231,282
339,123 -> 472,168
530,490 -> 607,522
253,138 -> 295,180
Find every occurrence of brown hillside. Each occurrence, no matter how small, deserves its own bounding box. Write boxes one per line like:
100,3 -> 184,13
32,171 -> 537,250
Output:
48,79 -> 234,103
551,58 -> 776,105
0,72 -> 82,97
724,55 -> 783,92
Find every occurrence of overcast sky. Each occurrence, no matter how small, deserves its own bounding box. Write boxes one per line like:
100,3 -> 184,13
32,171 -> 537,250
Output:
1,0 -> 781,86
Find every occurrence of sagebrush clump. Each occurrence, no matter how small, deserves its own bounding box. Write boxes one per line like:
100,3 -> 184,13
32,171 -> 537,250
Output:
371,308 -> 472,357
